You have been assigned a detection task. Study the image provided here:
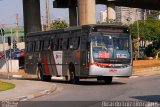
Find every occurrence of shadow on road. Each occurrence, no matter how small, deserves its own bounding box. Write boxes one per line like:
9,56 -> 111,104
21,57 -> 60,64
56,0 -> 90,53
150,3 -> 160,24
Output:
1,75 -> 126,86
131,95 -> 160,102
16,77 -> 39,81
51,79 -> 126,86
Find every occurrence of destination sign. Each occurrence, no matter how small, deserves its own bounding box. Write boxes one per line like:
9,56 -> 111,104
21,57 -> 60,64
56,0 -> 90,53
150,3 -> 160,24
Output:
93,26 -> 129,33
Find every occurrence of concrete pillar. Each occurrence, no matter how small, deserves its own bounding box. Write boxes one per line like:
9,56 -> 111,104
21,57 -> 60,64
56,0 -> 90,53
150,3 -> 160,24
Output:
107,2 -> 116,23
23,0 -> 41,35
69,7 -> 78,26
77,0 -> 96,25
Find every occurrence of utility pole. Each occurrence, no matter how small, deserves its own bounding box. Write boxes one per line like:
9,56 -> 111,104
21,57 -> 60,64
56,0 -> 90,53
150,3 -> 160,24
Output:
41,16 -> 44,31
46,0 -> 51,30
136,9 -> 140,58
16,13 -> 19,42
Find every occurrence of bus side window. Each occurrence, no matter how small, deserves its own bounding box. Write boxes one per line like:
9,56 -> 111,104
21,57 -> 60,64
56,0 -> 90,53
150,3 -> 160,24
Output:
52,38 -> 59,51
69,37 -> 80,50
35,41 -> 41,52
28,42 -> 33,52
43,40 -> 50,51
59,38 -> 63,50
26,42 -> 29,52
73,37 -> 80,49
40,40 -> 44,51
81,36 -> 88,49
69,37 -> 74,49
48,40 -> 51,50
62,38 -> 69,50
32,42 -> 36,52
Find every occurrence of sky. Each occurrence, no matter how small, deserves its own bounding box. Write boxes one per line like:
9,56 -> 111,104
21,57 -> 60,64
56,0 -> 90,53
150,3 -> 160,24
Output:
0,0 -> 106,27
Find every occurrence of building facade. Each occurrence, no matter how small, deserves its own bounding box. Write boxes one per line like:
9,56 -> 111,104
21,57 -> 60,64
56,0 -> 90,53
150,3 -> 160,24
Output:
116,7 -> 145,24
100,10 -> 107,23
99,7 -> 146,24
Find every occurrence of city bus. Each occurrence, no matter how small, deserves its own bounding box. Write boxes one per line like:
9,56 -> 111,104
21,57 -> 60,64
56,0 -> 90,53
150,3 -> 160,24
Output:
25,24 -> 132,84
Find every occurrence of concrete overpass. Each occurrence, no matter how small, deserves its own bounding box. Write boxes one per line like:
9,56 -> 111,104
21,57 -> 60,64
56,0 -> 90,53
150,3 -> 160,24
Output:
54,0 -> 160,10
23,0 -> 160,35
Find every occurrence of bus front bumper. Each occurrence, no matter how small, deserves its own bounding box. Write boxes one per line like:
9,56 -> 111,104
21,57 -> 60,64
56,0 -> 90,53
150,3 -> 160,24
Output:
89,65 -> 132,77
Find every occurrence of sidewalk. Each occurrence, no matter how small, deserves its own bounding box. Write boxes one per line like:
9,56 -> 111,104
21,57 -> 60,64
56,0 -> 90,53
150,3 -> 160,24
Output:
133,59 -> 160,76
0,79 -> 57,101
133,66 -> 160,76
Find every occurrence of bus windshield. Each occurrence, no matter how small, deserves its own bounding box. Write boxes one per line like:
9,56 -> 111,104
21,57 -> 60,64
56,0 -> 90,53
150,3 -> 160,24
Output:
91,32 -> 131,63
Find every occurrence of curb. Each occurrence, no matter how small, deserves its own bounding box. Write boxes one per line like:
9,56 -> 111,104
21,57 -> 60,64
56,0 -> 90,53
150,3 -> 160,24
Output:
5,84 -> 57,101
129,75 -> 139,78
12,75 -> 23,78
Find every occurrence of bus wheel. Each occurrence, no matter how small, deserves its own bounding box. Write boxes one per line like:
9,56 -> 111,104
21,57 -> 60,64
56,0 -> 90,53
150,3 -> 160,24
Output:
43,75 -> 52,82
69,64 -> 79,84
97,76 -> 104,83
104,76 -> 112,84
65,69 -> 70,81
37,66 -> 43,81
37,66 -> 51,82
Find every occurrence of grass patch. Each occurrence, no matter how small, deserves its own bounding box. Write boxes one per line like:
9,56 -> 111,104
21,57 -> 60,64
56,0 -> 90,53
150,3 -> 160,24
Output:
0,81 -> 15,92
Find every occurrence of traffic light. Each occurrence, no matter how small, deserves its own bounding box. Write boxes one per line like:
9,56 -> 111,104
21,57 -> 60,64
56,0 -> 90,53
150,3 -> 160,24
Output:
13,40 -> 17,49
8,37 -> 11,46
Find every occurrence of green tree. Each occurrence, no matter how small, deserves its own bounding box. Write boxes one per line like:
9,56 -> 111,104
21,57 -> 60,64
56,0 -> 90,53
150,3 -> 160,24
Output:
130,20 -> 160,41
97,19 -> 123,25
130,19 -> 160,57
50,18 -> 68,30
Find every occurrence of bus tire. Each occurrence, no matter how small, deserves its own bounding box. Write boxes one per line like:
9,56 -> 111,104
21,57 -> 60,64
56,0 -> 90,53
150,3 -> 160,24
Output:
104,76 -> 112,84
65,70 -> 70,81
97,76 -> 103,81
43,75 -> 52,82
37,66 -> 43,81
37,65 -> 51,82
69,64 -> 79,84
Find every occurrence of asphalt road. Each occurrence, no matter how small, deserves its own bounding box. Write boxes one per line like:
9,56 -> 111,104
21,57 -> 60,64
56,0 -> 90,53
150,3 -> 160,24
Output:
18,75 -> 160,107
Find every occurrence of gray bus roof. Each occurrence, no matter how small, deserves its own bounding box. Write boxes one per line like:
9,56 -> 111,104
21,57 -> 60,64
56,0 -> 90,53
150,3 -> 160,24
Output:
26,24 -> 129,37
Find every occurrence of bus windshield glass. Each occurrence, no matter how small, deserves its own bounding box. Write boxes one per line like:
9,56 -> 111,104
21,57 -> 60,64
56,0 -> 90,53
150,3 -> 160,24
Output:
91,32 -> 131,63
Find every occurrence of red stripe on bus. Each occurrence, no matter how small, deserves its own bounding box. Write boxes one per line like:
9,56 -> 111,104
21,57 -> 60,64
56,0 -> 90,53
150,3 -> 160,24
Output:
43,55 -> 49,75
86,62 -> 111,67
